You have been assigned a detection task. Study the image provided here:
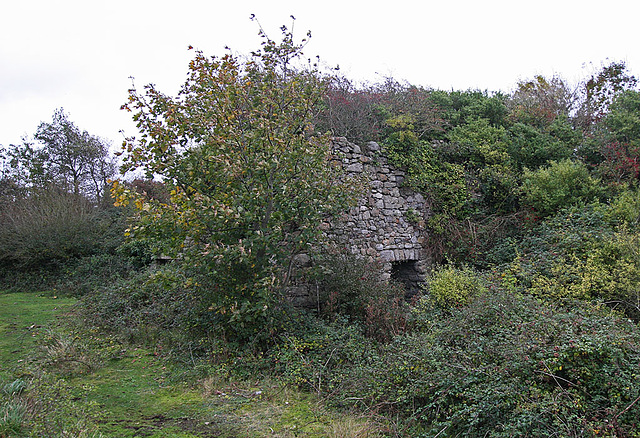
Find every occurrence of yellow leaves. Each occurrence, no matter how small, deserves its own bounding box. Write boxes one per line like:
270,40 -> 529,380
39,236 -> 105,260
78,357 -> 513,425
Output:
111,180 -> 132,208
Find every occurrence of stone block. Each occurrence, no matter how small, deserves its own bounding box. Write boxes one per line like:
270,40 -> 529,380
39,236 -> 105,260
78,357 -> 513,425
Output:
380,250 -> 395,262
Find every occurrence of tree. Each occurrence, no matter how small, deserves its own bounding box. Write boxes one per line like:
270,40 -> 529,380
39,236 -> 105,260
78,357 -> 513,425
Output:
594,90 -> 640,184
116,20 -> 358,342
0,110 -> 119,271
575,61 -> 638,130
5,109 -> 116,204
606,90 -> 640,145
508,74 -> 576,128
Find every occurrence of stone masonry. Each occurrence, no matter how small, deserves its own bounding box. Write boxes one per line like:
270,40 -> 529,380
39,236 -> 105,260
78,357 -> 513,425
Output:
325,137 -> 431,295
287,137 -> 431,306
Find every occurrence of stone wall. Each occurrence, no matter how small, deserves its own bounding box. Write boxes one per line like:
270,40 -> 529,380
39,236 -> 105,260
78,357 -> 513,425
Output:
324,137 -> 431,296
287,137 -> 431,307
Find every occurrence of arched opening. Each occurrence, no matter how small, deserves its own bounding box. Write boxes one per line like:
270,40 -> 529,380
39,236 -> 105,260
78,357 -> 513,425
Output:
390,259 -> 422,299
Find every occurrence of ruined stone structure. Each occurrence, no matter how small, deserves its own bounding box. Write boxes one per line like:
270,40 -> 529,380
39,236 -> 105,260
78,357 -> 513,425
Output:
326,137 -> 430,295
287,137 -> 431,306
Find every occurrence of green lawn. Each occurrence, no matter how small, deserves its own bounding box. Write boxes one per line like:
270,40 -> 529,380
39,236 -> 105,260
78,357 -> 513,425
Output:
0,292 -> 382,437
0,292 -> 76,382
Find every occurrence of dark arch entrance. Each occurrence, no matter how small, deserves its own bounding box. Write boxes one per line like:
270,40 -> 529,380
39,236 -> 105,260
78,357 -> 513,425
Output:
390,259 -> 422,299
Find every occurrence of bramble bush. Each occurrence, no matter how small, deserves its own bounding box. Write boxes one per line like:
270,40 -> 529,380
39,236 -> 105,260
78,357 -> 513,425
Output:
80,264 -> 201,345
272,317 -> 377,396
530,231 -> 640,320
487,200 -> 640,319
344,291 -> 640,437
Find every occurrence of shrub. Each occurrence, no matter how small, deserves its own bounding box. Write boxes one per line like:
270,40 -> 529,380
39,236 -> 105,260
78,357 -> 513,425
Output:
0,187 -> 101,270
529,231 -> 640,320
390,140 -> 469,218
313,253 -> 408,342
314,75 -> 387,144
429,89 -> 509,130
0,191 -> 134,294
446,117 -> 510,168
80,264 -> 200,345
606,187 -> 640,226
345,291 -> 640,437
59,253 -> 140,296
507,122 -> 573,170
272,317 -> 377,397
424,265 -> 487,309
521,159 -> 604,217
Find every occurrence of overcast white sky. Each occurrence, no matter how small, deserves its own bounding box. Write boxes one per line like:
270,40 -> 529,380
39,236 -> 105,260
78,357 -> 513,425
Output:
1,0 -> 639,149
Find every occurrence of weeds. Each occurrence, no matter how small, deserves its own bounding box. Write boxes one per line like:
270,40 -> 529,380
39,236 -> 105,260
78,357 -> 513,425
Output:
0,399 -> 28,437
35,328 -> 97,375
1,380 -> 26,398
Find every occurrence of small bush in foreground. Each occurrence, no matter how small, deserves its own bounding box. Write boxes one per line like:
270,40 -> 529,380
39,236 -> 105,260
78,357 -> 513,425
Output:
314,253 -> 409,341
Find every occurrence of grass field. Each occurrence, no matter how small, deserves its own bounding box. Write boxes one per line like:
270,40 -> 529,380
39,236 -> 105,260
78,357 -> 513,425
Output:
0,292 -> 76,383
0,292 -> 382,437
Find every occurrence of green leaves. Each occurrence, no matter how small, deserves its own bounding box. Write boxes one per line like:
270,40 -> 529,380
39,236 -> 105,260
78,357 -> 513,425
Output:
521,159 -> 603,217
118,23 -> 358,343
4,109 -> 115,204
